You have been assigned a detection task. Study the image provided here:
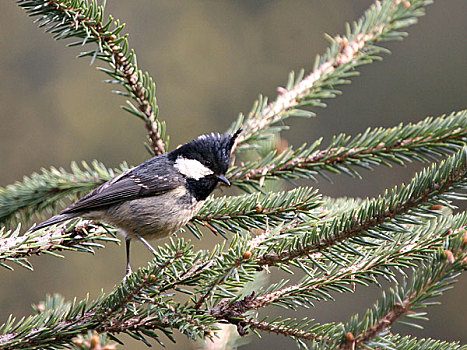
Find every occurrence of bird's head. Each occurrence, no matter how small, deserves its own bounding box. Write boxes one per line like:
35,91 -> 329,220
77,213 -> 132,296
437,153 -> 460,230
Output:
169,130 -> 241,200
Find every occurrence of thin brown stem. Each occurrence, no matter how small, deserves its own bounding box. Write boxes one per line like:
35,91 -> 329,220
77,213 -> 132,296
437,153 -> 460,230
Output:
242,317 -> 329,342
257,166 -> 464,267
44,0 -> 165,155
339,245 -> 467,350
234,24 -> 385,151
0,303 -> 211,350
0,222 -> 112,262
233,129 -> 467,184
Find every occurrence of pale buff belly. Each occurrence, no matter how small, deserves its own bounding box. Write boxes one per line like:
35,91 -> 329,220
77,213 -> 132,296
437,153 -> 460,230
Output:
85,187 -> 204,240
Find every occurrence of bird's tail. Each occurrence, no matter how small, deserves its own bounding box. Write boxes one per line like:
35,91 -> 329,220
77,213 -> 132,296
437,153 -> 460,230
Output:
30,213 -> 77,232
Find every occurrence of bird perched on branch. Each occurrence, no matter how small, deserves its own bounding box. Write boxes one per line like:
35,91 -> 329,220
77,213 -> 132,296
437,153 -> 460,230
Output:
32,130 -> 241,275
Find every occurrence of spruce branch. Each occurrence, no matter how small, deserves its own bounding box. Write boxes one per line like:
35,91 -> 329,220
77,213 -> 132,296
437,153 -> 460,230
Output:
205,223 -> 467,347
192,231 -> 274,310
0,242 -> 217,349
256,147 -> 467,267
0,161 -> 127,228
373,334 -> 466,350
189,187 -> 322,237
0,186 -> 320,270
0,184 -> 320,271
229,110 -> 467,190
95,238 -> 205,320
2,110 -> 465,229
235,317 -> 335,344
230,0 -> 433,150
0,222 -> 118,271
206,215 -> 466,318
1,218 -> 465,348
337,228 -> 467,350
0,295 -> 214,350
17,0 -> 166,155
190,211 -> 466,314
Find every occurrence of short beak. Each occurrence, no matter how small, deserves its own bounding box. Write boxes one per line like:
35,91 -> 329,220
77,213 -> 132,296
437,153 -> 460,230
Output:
217,175 -> 231,186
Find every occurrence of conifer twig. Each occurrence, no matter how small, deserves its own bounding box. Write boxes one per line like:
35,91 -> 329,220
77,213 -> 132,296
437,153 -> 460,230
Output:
193,212 -> 466,313
231,0 -> 433,150
239,318 -> 326,342
257,147 -> 467,267
229,316 -> 340,346
17,0 -> 166,155
0,161 -> 124,227
190,187 -> 321,237
207,226 -> 467,345
2,111 -> 464,228
230,111 -> 467,189
375,334 -> 465,350
0,222 -> 118,270
206,220 -> 464,315
341,297 -> 412,350
338,231 -> 467,350
0,300 -> 212,350
0,241 -> 216,349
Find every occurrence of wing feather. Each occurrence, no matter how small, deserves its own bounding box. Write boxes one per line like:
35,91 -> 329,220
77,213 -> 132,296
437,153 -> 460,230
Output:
61,158 -> 184,214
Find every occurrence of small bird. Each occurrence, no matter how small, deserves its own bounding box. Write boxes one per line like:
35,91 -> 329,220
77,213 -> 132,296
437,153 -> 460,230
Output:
32,130 -> 241,275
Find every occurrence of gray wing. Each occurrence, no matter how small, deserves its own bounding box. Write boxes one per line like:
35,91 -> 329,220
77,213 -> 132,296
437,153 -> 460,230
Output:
61,158 -> 184,215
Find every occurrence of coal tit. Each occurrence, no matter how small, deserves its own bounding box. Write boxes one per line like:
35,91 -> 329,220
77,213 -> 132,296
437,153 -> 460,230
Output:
32,130 -> 241,275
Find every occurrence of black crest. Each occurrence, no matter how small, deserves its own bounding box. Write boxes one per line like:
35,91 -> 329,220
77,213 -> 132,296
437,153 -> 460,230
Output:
169,129 -> 241,174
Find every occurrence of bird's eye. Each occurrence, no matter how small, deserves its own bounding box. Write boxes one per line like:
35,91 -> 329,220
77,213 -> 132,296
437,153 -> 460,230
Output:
205,160 -> 212,166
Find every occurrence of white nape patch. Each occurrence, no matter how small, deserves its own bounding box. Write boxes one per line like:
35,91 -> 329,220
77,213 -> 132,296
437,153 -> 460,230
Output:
174,157 -> 213,180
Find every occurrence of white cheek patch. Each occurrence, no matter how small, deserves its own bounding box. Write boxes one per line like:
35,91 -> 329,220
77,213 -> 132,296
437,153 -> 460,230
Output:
174,157 -> 214,180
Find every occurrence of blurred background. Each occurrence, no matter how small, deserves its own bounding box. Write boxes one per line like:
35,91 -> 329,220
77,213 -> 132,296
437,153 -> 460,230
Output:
1,1 -> 466,349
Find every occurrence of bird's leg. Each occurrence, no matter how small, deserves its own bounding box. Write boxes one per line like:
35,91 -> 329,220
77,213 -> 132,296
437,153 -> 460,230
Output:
136,234 -> 157,255
125,237 -> 132,276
